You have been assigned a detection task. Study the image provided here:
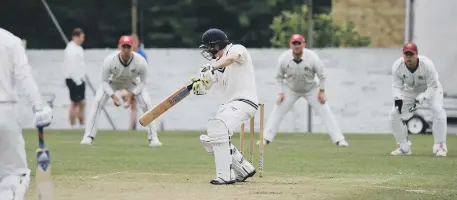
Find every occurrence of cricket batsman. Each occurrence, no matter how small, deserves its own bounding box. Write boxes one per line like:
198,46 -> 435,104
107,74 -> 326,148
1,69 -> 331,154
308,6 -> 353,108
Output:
0,28 -> 53,200
80,35 -> 162,147
390,42 -> 447,156
193,28 -> 257,185
260,34 -> 348,147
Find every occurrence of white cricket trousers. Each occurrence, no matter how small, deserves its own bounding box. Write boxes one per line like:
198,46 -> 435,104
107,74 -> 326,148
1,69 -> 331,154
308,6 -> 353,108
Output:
0,103 -> 31,200
84,87 -> 159,141
0,103 -> 27,178
264,87 -> 345,143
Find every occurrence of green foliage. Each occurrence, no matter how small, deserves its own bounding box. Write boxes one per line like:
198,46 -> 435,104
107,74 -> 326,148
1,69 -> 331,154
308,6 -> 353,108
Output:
270,5 -> 371,48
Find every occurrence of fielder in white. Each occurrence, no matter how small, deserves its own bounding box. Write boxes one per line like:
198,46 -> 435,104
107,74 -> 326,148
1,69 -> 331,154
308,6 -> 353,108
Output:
193,28 -> 257,185
260,34 -> 348,147
390,42 -> 447,156
0,28 -> 53,200
80,35 -> 162,147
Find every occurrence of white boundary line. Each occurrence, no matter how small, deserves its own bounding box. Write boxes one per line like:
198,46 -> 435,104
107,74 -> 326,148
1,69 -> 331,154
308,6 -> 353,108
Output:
91,171 -> 173,179
92,171 -> 124,179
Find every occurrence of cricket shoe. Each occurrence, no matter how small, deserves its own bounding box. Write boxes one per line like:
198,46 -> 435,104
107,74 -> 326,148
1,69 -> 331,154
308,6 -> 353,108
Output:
336,139 -> 349,147
148,140 -> 163,147
256,139 -> 270,145
390,144 -> 412,156
433,143 -> 447,157
210,170 -> 236,185
80,136 -> 93,145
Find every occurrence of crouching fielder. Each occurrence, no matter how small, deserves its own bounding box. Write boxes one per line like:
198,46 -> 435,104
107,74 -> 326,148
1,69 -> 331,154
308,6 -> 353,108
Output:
0,28 -> 53,200
390,42 -> 447,156
261,34 -> 348,146
80,35 -> 161,147
193,28 -> 257,185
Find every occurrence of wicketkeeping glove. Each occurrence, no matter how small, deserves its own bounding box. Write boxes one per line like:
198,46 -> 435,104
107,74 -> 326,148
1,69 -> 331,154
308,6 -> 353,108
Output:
409,93 -> 426,112
191,77 -> 209,95
394,97 -> 403,114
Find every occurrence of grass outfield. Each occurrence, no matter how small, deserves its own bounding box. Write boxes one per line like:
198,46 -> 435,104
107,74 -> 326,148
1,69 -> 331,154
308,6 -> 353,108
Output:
23,130 -> 456,200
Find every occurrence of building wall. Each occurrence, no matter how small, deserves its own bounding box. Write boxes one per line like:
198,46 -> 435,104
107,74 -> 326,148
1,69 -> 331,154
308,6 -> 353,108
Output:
331,0 -> 405,47
18,48 -> 401,134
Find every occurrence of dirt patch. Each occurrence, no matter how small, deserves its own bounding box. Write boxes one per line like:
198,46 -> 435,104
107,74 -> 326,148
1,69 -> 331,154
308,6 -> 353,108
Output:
25,172 -> 393,200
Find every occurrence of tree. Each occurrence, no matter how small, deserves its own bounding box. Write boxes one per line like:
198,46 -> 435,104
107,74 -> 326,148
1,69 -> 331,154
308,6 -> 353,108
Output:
269,5 -> 370,48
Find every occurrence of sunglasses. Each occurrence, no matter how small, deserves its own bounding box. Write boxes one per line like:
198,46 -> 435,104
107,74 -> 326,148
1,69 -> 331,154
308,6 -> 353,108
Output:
121,44 -> 132,49
291,41 -> 302,45
404,51 -> 415,56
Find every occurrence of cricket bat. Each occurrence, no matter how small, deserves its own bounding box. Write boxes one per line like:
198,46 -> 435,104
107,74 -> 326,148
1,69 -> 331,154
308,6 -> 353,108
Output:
36,127 -> 53,200
139,82 -> 194,126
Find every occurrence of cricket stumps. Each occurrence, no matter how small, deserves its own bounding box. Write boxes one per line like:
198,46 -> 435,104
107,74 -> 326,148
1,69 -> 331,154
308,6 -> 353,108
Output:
239,103 -> 264,178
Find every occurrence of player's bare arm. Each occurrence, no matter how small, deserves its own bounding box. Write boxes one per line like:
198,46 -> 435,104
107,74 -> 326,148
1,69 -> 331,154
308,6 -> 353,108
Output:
213,52 -> 242,68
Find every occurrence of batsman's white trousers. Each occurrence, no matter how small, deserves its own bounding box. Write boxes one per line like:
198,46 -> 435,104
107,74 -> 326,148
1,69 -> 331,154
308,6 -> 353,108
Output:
264,87 -> 345,143
215,100 -> 258,135
84,87 -> 159,141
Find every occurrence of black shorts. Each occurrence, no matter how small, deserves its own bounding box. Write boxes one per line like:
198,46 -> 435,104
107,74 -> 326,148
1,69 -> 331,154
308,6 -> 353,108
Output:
65,78 -> 86,102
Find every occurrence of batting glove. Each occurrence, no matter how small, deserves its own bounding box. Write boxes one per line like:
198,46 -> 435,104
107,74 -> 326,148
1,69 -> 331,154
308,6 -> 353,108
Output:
33,102 -> 53,128
409,93 -> 426,112
394,97 -> 403,114
191,77 -> 209,95
198,64 -> 217,89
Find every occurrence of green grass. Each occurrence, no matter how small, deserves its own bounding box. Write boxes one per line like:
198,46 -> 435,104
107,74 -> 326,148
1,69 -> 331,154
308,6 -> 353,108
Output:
23,130 -> 457,200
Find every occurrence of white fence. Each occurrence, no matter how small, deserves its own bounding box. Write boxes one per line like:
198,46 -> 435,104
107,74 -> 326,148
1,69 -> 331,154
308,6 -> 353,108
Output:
18,48 -> 405,133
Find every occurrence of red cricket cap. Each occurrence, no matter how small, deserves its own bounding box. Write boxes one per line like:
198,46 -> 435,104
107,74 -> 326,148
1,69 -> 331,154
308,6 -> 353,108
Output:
119,35 -> 134,46
290,34 -> 305,43
403,42 -> 418,55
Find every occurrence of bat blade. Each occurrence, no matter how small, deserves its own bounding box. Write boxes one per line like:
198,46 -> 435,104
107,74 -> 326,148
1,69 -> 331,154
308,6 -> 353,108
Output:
139,83 -> 193,126
36,128 -> 53,200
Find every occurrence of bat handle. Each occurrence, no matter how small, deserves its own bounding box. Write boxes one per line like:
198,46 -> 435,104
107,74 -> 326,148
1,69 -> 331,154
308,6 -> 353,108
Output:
37,126 -> 45,149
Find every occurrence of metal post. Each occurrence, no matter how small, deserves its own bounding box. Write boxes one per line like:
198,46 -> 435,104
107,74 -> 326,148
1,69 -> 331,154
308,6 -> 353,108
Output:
404,0 -> 415,43
409,0 -> 415,42
140,7 -> 144,41
132,0 -> 138,35
306,0 -> 314,133
298,0 -> 303,32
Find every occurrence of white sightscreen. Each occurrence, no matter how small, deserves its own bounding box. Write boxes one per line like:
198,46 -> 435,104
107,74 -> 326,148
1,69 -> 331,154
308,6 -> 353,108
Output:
413,0 -> 457,96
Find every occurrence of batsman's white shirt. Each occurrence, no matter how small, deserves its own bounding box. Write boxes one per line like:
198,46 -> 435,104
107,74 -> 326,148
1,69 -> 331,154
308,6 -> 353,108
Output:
216,44 -> 259,105
0,28 -> 42,180
64,41 -> 86,85
100,51 -> 149,95
276,48 -> 326,93
392,55 -> 442,100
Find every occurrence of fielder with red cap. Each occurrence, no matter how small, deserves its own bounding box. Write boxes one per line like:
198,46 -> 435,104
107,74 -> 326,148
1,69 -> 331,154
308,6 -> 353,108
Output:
259,34 -> 348,147
80,35 -> 162,147
390,42 -> 447,156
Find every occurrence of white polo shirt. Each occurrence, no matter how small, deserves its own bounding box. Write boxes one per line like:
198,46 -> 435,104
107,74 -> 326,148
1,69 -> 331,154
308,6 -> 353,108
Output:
64,41 -> 86,85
